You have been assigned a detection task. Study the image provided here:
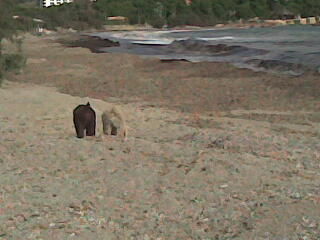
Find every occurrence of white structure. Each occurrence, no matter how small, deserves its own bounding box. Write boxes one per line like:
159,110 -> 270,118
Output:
41,0 -> 73,8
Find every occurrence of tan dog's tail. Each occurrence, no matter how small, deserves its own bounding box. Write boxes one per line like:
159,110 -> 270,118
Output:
110,106 -> 128,140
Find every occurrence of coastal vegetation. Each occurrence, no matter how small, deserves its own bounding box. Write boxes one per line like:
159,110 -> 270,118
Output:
9,0 -> 320,29
93,0 -> 320,27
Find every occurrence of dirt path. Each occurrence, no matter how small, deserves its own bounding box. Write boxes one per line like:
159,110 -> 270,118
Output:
1,80 -> 319,239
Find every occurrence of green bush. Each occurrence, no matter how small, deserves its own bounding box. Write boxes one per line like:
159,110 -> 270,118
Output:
1,53 -> 26,73
148,17 -> 166,28
0,52 -> 26,85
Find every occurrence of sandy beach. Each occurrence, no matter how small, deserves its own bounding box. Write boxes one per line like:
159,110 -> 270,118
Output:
0,32 -> 319,239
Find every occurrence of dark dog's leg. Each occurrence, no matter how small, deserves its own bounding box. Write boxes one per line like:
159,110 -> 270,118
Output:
86,118 -> 96,136
73,115 -> 85,138
75,122 -> 85,138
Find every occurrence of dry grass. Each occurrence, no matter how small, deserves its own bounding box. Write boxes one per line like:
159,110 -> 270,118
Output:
1,33 -> 320,239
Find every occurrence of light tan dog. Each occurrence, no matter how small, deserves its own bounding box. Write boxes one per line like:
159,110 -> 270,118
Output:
101,106 -> 128,140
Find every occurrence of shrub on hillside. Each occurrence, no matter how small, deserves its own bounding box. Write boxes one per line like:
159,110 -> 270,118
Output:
1,53 -> 26,73
0,0 -> 24,85
0,51 -> 26,85
149,18 -> 166,28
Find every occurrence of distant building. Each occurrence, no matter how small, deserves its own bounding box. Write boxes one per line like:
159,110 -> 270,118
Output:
40,0 -> 96,7
40,0 -> 73,8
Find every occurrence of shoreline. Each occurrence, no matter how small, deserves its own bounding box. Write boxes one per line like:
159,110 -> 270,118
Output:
56,34 -> 120,53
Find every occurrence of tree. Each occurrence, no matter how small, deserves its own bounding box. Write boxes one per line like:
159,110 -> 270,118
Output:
0,0 -> 17,40
250,0 -> 270,18
236,1 -> 255,19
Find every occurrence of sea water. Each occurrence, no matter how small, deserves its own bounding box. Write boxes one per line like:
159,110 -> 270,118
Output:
91,25 -> 320,75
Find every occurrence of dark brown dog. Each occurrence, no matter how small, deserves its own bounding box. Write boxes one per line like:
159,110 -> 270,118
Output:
73,102 -> 96,138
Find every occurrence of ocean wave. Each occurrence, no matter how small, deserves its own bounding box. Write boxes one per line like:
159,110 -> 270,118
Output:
104,30 -> 167,41
131,39 -> 173,45
164,39 -> 268,57
196,36 -> 234,41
